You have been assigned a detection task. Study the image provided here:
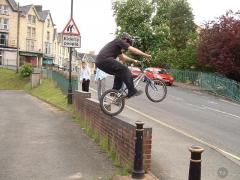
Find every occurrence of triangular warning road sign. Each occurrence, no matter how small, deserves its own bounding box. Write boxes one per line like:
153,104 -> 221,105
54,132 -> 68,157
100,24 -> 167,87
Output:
62,18 -> 80,36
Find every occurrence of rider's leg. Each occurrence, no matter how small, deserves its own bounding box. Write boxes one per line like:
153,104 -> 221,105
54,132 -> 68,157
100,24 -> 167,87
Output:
113,76 -> 123,90
96,58 -> 136,96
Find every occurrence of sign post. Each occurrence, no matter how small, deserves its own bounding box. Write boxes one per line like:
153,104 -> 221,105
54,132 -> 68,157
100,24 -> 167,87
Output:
62,0 -> 81,104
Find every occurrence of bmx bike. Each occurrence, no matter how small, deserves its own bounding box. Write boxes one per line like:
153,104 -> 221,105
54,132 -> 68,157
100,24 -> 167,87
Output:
99,61 -> 167,116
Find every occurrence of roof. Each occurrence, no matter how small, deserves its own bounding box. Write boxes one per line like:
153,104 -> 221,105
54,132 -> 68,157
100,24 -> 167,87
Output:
19,5 -> 33,16
8,0 -> 18,11
35,6 -> 55,25
37,10 -> 49,21
19,4 -> 55,25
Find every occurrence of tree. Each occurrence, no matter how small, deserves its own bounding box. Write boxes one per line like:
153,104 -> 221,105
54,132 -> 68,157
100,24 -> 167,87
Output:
112,0 -> 197,68
169,0 -> 196,50
112,0 -> 153,53
198,11 -> 240,81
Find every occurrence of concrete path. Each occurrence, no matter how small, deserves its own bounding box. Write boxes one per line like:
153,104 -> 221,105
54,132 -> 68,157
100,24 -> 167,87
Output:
0,90 -> 118,180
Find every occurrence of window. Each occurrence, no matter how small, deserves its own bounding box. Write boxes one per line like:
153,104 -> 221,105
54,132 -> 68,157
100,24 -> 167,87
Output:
0,5 -> 9,15
32,27 -> 36,38
47,31 -> 50,41
28,15 -> 36,24
27,27 -> 31,38
0,33 -> 8,46
47,19 -> 50,27
27,27 -> 36,39
26,39 -> 35,51
45,42 -> 52,54
0,18 -> 8,30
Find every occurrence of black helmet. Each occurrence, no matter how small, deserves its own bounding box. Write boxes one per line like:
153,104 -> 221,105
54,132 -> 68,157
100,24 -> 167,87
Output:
121,32 -> 133,46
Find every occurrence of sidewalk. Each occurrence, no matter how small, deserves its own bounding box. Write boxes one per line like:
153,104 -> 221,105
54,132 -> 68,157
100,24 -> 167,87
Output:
173,82 -> 201,91
0,90 -> 119,180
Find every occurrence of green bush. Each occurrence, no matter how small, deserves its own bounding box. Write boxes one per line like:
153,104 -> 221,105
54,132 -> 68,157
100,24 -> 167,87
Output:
152,44 -> 198,69
20,64 -> 33,77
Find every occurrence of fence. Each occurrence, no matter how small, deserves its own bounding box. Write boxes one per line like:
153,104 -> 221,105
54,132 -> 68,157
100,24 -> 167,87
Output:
42,69 -> 78,94
170,69 -> 240,102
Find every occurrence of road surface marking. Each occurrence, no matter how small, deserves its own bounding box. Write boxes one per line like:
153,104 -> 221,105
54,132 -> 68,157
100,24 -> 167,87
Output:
208,101 -> 218,105
125,104 -> 240,162
203,106 -> 240,120
90,87 -> 240,162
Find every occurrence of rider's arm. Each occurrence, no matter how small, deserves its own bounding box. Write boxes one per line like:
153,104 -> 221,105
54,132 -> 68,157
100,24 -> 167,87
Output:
128,46 -> 152,59
118,53 -> 138,63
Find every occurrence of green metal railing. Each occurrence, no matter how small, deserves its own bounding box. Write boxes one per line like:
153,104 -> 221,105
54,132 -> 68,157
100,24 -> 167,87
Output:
43,69 -> 78,95
169,69 -> 240,102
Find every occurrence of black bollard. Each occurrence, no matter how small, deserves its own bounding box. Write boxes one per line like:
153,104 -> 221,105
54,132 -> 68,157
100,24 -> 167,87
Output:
188,146 -> 204,180
132,121 -> 145,179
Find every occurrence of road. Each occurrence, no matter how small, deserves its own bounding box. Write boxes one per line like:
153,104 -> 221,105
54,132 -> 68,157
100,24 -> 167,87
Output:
90,76 -> 240,180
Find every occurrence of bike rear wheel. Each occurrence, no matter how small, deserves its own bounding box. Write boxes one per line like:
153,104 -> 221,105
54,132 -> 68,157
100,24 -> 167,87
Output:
145,78 -> 167,102
99,89 -> 125,116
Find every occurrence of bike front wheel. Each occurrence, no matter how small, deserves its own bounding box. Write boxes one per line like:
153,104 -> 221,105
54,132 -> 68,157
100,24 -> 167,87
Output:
99,89 -> 125,116
145,78 -> 167,102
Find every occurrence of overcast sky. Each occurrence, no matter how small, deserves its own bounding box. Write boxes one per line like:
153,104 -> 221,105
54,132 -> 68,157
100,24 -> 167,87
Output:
19,0 -> 240,53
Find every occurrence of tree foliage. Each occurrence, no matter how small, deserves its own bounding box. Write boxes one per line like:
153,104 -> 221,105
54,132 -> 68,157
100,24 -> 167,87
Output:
169,0 -> 196,50
113,0 -> 153,52
112,0 -> 197,68
198,11 -> 240,81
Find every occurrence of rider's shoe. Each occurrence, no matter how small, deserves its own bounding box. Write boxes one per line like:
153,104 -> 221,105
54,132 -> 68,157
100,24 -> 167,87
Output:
127,89 -> 143,99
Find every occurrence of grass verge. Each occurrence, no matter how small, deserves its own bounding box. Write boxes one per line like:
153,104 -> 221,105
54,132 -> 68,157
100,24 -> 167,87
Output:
0,68 -> 29,89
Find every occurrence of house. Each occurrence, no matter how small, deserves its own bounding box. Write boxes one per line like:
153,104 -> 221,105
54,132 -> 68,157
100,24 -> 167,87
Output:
18,4 -> 44,67
35,5 -> 55,67
0,0 -> 18,67
53,31 -> 69,69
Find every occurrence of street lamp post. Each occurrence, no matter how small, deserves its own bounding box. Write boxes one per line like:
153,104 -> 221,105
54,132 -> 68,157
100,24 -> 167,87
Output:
16,3 -> 20,73
67,0 -> 74,104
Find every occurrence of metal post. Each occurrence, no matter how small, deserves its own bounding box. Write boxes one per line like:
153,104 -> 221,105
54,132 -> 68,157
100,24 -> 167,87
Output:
132,121 -> 145,179
67,0 -> 74,104
16,3 -> 20,73
188,146 -> 204,180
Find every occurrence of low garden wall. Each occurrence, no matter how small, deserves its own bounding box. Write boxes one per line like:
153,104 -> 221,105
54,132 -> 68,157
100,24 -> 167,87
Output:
74,90 -> 152,172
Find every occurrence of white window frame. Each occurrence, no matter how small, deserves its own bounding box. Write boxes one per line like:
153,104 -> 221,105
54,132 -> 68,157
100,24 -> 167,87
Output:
0,5 -> 9,15
26,39 -> 35,51
47,19 -> 50,27
32,27 -> 36,39
45,42 -> 52,54
47,31 -> 50,41
27,27 -> 31,38
28,15 -> 36,24
0,18 -> 8,30
27,27 -> 36,39
2,18 -> 8,30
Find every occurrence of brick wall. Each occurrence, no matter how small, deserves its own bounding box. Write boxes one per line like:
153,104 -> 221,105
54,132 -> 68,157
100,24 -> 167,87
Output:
74,90 -> 152,172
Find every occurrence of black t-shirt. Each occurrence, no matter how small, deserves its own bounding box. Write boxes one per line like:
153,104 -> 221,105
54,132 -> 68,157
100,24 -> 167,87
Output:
97,39 -> 130,60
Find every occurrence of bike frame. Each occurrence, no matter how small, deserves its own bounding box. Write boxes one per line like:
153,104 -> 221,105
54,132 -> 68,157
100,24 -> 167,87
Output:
121,66 -> 153,93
